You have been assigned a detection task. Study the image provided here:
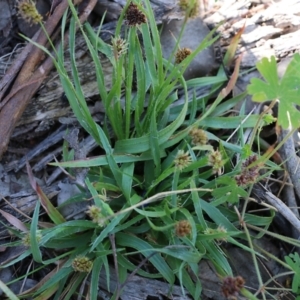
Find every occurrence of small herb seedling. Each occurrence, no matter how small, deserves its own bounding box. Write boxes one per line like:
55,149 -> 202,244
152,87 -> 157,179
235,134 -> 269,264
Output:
247,54 -> 300,129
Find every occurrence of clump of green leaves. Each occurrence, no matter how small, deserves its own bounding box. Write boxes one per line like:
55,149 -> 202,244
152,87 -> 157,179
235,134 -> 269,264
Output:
3,0 -> 300,299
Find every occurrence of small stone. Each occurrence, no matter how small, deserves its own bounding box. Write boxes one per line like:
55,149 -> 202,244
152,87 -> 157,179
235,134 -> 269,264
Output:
0,1 -> 12,37
160,17 -> 217,80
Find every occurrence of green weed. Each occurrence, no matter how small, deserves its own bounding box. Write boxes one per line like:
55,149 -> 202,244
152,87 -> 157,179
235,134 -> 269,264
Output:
2,0 -> 300,299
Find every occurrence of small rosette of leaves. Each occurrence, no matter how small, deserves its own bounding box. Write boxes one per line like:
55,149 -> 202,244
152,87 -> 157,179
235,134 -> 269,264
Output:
247,54 -> 300,129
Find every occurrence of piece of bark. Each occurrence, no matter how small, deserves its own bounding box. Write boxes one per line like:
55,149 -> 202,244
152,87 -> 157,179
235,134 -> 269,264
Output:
205,0 -> 300,67
0,0 -> 12,37
0,0 -> 89,159
98,267 -> 192,300
278,128 -> 300,218
263,189 -> 300,234
160,17 -> 217,79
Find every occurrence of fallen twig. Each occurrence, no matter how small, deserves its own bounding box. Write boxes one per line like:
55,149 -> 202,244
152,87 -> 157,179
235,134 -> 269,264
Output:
278,127 -> 300,220
264,190 -> 300,235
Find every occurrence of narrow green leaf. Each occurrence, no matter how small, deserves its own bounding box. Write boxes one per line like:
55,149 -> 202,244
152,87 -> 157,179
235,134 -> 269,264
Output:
150,106 -> 161,176
0,249 -> 31,268
134,38 -> 147,135
121,163 -> 135,201
34,282 -> 59,300
85,178 -> 114,217
50,152 -> 160,168
36,266 -> 73,295
134,207 -> 177,218
90,214 -> 126,252
30,201 -> 42,263
200,199 -> 238,232
0,280 -> 19,300
117,254 -> 162,278
116,233 -> 175,284
168,258 -> 196,297
115,79 -> 188,154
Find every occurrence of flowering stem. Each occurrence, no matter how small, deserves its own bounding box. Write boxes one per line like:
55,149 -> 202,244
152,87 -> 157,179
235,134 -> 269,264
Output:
240,287 -> 259,300
171,170 -> 180,208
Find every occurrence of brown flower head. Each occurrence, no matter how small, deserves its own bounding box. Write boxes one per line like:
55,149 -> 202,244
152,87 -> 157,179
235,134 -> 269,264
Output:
235,155 -> 260,186
17,0 -> 43,25
175,220 -> 192,237
125,2 -> 147,26
72,256 -> 93,273
175,47 -> 192,64
222,276 -> 245,299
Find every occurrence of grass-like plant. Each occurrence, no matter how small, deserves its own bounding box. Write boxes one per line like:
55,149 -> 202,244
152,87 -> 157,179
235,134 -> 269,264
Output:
2,0 -> 300,299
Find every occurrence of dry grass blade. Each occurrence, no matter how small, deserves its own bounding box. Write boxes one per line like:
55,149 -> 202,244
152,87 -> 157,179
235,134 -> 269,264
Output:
0,209 -> 28,232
